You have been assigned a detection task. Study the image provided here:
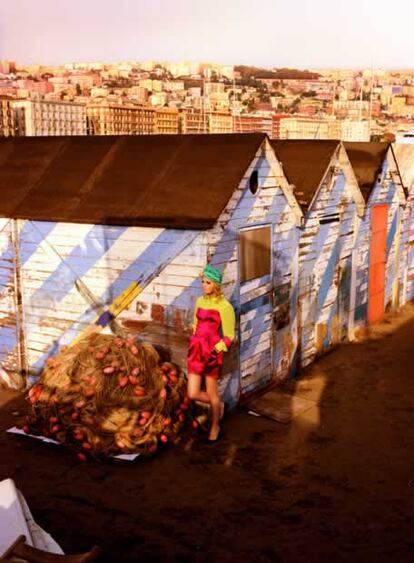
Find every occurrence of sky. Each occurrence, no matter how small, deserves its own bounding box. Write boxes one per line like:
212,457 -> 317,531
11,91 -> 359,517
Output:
0,0 -> 413,69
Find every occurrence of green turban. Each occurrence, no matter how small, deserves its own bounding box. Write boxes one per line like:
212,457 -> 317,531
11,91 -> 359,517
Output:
202,264 -> 222,285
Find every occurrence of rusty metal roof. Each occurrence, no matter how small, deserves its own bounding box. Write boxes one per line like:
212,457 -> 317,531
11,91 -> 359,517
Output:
270,140 -> 340,210
344,142 -> 390,202
0,134 -> 266,230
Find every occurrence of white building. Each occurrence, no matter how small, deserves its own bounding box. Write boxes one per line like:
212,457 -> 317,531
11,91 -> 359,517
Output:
340,120 -> 370,142
12,99 -> 87,136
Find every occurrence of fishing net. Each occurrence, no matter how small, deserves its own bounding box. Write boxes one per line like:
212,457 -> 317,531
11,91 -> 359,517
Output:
22,333 -> 195,460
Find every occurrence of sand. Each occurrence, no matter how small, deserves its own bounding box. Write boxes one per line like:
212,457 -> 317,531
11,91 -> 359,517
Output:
1,304 -> 414,562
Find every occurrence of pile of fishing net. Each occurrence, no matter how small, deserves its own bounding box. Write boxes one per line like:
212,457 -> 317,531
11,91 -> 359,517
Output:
22,333 -> 195,461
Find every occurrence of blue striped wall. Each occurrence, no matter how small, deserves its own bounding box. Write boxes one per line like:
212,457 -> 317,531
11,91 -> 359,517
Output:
299,170 -> 359,367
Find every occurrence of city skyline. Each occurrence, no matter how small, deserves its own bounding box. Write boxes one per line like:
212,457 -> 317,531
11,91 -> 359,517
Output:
1,0 -> 413,69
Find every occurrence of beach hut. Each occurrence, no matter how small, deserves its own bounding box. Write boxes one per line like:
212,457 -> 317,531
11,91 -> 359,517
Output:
392,144 -> 414,304
0,134 -> 302,406
271,140 -> 365,368
344,142 -> 406,327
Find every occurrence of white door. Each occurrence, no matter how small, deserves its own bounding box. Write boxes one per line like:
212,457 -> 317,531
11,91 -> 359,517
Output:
239,225 -> 273,395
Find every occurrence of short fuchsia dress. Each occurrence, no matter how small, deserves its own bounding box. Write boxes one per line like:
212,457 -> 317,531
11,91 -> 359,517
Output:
187,295 -> 236,380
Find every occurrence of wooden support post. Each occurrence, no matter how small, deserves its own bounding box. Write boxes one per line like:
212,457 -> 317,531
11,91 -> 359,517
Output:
11,219 -> 27,389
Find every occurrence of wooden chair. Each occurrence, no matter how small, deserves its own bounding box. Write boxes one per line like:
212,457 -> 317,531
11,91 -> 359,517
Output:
0,534 -> 101,562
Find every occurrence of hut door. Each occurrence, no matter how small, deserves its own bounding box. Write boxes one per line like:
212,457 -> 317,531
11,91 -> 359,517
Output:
238,225 -> 273,395
368,204 -> 388,324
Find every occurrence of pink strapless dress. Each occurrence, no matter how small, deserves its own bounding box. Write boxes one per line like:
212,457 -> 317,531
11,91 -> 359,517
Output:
187,307 -> 224,379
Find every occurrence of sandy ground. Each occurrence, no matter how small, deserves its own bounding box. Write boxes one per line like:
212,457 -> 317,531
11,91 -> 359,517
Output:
1,304 -> 414,562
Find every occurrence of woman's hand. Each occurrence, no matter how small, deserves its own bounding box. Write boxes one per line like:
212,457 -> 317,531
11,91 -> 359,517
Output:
214,340 -> 228,354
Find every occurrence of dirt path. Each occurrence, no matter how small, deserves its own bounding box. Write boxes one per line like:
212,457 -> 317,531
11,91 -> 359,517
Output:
1,305 -> 414,562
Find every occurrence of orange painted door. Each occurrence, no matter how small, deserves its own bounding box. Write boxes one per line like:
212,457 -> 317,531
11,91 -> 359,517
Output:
368,204 -> 388,324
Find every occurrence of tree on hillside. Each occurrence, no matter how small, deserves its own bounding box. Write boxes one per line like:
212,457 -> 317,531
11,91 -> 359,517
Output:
301,90 -> 316,98
234,65 -> 320,81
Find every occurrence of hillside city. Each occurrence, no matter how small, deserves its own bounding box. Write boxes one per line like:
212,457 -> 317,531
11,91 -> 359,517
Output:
1,59 -> 414,141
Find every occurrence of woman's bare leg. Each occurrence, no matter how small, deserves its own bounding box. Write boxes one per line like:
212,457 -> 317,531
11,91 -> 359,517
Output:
187,373 -> 211,404
205,376 -> 221,440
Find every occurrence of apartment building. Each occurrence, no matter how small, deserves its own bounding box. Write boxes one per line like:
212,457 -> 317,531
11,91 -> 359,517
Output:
340,119 -> 370,141
14,79 -> 53,96
86,104 -> 179,135
0,97 -> 14,136
209,112 -> 233,133
87,103 -> 155,135
179,109 -> 208,134
138,79 -> 163,92
272,115 -> 333,139
0,60 -> 15,74
128,86 -> 148,104
163,80 -> 185,92
179,109 -> 234,134
149,92 -> 168,106
333,99 -> 370,119
209,92 -> 230,111
0,97 -> 26,136
273,115 -> 370,141
11,99 -> 87,136
271,114 -> 283,139
154,107 -> 179,134
232,113 -> 272,135
204,82 -> 226,95
68,73 -> 101,89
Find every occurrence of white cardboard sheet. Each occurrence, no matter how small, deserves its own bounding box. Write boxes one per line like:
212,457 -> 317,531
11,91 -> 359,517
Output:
6,426 -> 140,461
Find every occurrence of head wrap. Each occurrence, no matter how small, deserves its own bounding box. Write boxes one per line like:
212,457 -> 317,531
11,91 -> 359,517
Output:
202,264 -> 222,285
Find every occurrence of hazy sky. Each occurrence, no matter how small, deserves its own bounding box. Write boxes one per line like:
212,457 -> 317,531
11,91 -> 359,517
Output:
1,0 -> 413,69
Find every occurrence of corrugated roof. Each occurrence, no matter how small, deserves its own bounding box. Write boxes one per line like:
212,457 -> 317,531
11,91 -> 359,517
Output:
344,142 -> 390,202
270,140 -> 340,210
0,134 -> 266,230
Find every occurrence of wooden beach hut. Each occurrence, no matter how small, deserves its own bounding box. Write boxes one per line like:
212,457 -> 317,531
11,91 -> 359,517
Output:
344,142 -> 406,327
392,143 -> 414,304
0,134 -> 302,406
271,140 -> 365,368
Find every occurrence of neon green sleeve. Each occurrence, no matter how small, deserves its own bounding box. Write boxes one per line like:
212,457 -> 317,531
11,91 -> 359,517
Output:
215,300 -> 236,352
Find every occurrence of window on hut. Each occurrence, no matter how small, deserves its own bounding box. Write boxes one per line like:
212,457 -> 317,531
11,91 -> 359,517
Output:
240,225 -> 271,283
249,170 -> 259,195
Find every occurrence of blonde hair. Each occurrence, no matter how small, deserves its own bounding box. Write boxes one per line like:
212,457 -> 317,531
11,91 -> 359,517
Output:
211,282 -> 223,299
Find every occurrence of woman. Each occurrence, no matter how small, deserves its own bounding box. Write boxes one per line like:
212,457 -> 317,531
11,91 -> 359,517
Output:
187,264 -> 236,443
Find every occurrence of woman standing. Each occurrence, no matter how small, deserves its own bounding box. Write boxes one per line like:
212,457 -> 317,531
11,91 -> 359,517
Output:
187,265 -> 236,442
